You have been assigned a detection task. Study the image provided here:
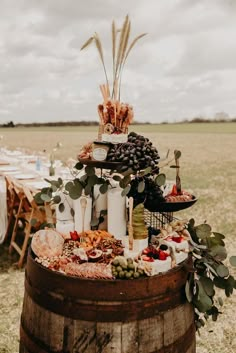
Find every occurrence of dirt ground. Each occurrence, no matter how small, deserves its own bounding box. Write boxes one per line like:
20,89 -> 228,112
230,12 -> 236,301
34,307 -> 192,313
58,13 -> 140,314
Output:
0,126 -> 236,353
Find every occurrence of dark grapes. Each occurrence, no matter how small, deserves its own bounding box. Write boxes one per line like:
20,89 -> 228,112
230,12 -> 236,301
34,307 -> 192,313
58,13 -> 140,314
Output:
127,176 -> 165,209
106,132 -> 160,173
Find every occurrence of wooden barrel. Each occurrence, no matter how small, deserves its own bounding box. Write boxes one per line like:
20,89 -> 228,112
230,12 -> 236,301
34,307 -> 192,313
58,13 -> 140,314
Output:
20,249 -> 196,353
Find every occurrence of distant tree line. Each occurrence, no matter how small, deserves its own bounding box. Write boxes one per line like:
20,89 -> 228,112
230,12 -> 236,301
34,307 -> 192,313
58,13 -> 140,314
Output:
1,121 -> 15,128
1,117 -> 236,128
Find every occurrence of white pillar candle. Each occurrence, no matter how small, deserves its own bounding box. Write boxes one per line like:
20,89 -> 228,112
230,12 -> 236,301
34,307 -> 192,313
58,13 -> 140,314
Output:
56,220 -> 75,237
73,196 -> 92,233
93,184 -> 107,230
56,192 -> 74,221
107,187 -> 127,240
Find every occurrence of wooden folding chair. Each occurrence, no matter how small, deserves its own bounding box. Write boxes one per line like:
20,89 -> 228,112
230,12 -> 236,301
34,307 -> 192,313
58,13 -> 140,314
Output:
9,182 -> 48,268
4,175 -> 20,243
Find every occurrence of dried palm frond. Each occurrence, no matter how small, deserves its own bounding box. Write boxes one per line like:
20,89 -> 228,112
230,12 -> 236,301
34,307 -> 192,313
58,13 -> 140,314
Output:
115,15 -> 129,80
94,32 -> 109,87
123,33 -> 147,64
80,36 -> 94,50
118,32 -> 147,99
112,20 -> 116,79
80,15 -> 147,102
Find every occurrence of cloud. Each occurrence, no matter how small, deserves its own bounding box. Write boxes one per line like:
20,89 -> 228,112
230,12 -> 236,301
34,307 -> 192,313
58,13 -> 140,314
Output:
0,0 -> 236,124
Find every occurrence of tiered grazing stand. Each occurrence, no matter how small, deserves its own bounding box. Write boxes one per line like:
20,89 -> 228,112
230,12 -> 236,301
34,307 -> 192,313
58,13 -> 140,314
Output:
20,156 -> 197,353
20,15 -> 197,352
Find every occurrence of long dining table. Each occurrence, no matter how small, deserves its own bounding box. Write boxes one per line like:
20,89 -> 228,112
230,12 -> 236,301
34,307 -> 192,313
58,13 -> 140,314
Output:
0,148 -> 73,244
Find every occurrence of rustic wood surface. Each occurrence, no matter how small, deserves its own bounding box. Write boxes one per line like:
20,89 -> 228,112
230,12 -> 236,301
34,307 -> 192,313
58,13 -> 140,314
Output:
20,251 -> 196,353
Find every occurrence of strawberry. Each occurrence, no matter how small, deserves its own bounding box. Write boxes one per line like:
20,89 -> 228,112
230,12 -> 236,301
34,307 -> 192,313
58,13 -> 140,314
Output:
172,237 -> 183,243
166,236 -> 173,242
158,250 -> 168,261
70,231 -> 79,241
142,255 -> 154,262
170,184 -> 178,196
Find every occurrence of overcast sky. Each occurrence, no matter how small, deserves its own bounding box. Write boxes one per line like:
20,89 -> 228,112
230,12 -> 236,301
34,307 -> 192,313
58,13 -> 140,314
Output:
0,0 -> 236,124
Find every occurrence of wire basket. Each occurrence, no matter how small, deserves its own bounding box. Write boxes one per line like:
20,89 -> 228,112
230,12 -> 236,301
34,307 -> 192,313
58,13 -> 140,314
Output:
144,209 -> 174,229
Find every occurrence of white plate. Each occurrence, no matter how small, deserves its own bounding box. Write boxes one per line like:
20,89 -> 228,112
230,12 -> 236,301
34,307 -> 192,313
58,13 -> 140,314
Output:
14,174 -> 37,180
0,166 -> 19,172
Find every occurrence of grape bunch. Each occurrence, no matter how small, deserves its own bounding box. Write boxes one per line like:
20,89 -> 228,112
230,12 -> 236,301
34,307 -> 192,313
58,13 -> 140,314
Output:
127,176 -> 165,209
107,132 -> 160,172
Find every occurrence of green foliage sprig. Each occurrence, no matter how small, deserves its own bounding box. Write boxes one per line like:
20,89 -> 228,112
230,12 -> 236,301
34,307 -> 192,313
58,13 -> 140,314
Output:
34,162 -> 236,332
186,219 -> 236,330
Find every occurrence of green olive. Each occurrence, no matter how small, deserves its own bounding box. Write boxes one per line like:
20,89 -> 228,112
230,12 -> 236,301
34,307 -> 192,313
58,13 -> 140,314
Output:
116,266 -> 123,272
112,259 -> 119,266
119,271 -> 125,279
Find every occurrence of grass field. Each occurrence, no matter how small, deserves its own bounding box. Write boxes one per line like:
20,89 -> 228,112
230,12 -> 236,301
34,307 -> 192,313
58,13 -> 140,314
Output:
0,123 -> 236,353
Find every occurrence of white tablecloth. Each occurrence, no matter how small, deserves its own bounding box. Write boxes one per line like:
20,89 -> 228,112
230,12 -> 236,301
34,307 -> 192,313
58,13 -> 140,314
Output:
0,177 -> 7,244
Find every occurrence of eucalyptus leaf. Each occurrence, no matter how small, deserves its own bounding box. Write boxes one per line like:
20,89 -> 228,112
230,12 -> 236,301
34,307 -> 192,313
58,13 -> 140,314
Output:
121,184 -> 131,196
213,277 -> 227,289
174,150 -> 181,159
91,217 -> 100,227
218,297 -> 223,306
53,195 -> 61,204
143,166 -> 152,175
100,209 -> 107,216
69,186 -> 82,200
40,194 -> 52,202
80,174 -> 88,184
34,192 -> 44,205
74,162 -> 84,170
138,180 -> 145,193
65,181 -> 74,192
155,173 -> 166,187
99,183 -> 108,194
229,256 -> 236,267
225,286 -> 233,297
209,245 -> 227,261
51,184 -> 58,192
194,295 -> 212,313
84,184 -> 92,195
113,175 -> 122,182
74,178 -> 83,186
50,180 -> 61,188
87,174 -> 99,187
85,165 -> 95,176
199,277 -> 214,296
44,178 -> 53,184
97,177 -> 106,184
58,177 -> 63,186
170,165 -> 180,168
189,218 -> 195,227
216,264 -> 229,278
41,187 -> 51,194
226,275 -> 235,290
195,224 -> 212,239
58,203 -> 65,213
213,232 -> 225,240
207,237 -> 225,247
119,175 -> 131,188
